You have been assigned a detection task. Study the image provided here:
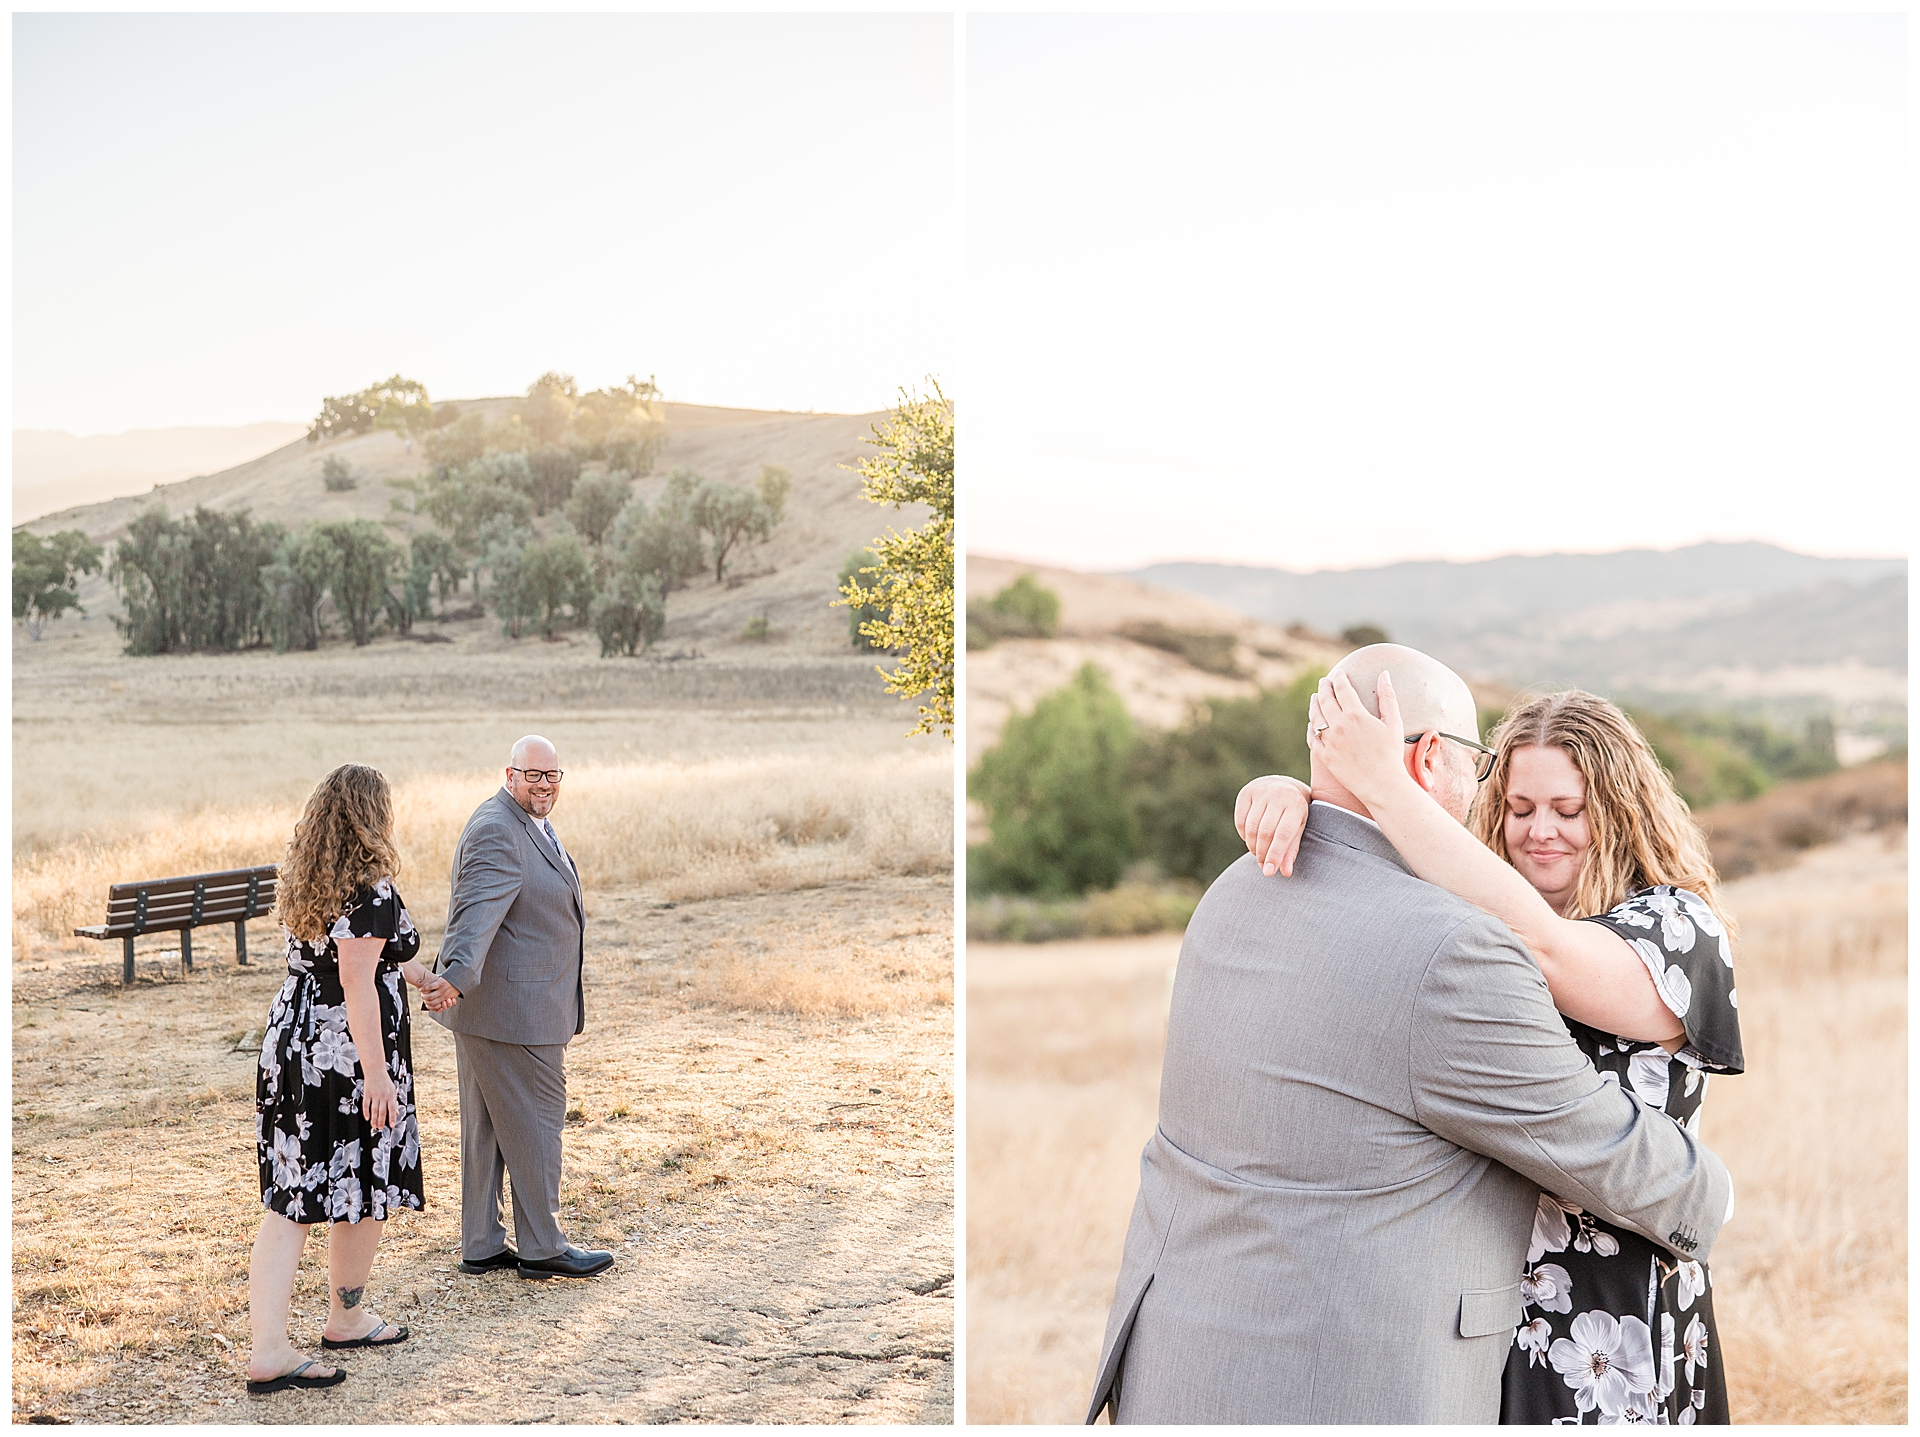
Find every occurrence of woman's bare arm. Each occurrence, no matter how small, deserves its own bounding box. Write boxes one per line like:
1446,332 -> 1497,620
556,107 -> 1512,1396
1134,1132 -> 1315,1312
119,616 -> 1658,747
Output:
336,935 -> 399,1127
1309,671 -> 1684,1047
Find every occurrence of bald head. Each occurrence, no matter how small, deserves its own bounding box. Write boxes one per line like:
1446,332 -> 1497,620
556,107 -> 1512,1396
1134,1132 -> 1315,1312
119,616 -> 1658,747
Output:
510,734 -> 558,768
1329,644 -> 1479,741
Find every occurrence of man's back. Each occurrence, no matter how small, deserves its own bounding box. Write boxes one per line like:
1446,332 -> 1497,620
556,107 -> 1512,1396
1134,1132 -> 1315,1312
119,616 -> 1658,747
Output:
1089,804 -> 1730,1424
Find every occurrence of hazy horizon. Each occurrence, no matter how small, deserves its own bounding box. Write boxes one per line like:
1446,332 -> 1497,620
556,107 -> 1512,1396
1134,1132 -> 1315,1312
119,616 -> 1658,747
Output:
968,538 -> 1908,577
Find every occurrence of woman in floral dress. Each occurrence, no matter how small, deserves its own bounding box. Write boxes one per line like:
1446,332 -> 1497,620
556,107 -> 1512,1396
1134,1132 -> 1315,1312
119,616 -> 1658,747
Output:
246,764 -> 432,1394
1237,680 -> 1743,1425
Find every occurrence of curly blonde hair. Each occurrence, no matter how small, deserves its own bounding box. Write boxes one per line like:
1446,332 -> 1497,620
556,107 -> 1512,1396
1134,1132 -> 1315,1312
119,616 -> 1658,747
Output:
1471,690 -> 1732,933
276,764 -> 401,941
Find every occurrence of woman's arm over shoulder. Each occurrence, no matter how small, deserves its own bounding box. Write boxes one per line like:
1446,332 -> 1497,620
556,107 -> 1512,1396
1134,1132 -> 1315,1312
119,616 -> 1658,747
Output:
1234,774 -> 1313,876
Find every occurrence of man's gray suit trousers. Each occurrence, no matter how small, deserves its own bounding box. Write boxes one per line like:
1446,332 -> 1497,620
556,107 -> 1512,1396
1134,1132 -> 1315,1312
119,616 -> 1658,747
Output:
455,1032 -> 569,1263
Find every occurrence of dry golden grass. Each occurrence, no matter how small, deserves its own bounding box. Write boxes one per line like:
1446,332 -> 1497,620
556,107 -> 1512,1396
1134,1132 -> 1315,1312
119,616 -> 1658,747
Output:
15,750 -> 951,952
13,880 -> 955,1424
680,918 -> 953,1018
1700,829 -> 1907,1424
964,831 -> 1907,1425
13,614 -> 957,1422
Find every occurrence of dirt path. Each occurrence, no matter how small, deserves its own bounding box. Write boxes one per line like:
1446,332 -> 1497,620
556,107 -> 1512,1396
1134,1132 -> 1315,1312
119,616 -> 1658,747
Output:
12,877 -> 954,1424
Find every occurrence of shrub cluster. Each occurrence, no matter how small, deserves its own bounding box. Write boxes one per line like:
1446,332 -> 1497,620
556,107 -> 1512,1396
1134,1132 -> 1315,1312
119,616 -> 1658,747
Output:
968,663 -> 1324,899
966,881 -> 1201,943
13,529 -> 102,640
102,373 -> 797,658
965,573 -> 1059,649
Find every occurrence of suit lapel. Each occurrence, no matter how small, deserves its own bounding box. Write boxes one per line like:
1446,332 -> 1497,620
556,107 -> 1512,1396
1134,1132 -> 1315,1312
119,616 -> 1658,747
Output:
495,789 -> 578,898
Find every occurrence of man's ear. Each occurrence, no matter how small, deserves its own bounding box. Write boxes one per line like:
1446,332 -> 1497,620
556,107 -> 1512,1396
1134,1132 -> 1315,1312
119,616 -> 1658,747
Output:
1404,732 -> 1441,794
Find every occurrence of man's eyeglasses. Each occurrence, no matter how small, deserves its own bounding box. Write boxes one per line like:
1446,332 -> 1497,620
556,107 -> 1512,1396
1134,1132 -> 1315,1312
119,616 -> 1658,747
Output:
1405,732 -> 1496,783
510,767 -> 565,784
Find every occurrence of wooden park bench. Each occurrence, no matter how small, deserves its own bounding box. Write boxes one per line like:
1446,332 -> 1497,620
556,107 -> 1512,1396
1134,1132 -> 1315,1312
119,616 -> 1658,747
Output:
74,865 -> 277,985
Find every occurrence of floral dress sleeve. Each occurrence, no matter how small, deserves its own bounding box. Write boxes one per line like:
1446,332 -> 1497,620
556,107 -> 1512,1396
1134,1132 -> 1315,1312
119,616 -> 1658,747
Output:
1583,886 -> 1743,1074
326,877 -> 421,964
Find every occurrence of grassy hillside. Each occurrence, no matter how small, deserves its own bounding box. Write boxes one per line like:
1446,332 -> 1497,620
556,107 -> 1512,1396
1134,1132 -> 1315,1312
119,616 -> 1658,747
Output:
965,556 -> 1349,766
20,401 -> 926,658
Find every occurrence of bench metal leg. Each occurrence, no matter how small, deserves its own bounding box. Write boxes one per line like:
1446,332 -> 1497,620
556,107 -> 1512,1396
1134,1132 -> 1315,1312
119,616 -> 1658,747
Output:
181,928 -> 192,973
124,936 -> 135,985
235,919 -> 248,965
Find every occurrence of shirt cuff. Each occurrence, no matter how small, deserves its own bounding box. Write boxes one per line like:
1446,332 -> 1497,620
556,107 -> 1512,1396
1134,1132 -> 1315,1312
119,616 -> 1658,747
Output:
1724,1179 -> 1735,1225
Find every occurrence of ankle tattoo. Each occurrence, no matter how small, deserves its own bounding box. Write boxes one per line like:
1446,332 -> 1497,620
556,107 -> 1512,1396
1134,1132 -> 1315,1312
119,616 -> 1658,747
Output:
338,1285 -> 365,1309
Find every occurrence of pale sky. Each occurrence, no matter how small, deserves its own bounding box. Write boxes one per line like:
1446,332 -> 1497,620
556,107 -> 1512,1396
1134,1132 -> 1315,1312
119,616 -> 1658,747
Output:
13,13 -> 954,434
967,12 -> 1909,570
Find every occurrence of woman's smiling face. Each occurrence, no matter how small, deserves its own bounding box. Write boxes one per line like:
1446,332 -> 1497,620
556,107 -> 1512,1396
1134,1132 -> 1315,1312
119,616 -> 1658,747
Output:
1503,744 -> 1592,914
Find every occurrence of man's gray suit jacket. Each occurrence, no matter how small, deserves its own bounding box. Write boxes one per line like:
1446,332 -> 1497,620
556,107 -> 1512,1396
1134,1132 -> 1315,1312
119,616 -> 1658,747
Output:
1088,803 -> 1732,1425
431,788 -> 585,1047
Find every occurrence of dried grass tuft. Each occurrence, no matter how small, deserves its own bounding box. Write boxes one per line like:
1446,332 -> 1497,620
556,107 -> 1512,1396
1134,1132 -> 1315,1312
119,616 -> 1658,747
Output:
15,751 -> 951,942
685,921 -> 952,1017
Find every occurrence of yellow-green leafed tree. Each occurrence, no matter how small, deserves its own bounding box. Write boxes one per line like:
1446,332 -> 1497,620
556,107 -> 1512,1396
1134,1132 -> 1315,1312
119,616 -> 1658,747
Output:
839,381 -> 954,738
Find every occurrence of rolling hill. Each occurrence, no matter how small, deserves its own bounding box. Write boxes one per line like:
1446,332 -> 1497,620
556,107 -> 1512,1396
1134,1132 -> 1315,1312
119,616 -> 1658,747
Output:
19,400 -> 927,657
1128,543 -> 1907,719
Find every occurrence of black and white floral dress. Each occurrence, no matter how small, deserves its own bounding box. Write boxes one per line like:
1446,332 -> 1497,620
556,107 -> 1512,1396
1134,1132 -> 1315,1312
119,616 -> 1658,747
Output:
1502,886 -> 1744,1425
256,879 -> 425,1225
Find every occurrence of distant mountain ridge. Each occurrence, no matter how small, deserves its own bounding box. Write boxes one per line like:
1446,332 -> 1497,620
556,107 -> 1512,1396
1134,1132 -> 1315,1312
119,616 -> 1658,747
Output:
12,422 -> 307,523
1126,542 -> 1907,708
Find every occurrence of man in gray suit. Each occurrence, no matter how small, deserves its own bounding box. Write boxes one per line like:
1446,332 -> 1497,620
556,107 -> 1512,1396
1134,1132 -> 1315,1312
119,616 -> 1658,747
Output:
420,735 -> 614,1280
1088,646 -> 1732,1424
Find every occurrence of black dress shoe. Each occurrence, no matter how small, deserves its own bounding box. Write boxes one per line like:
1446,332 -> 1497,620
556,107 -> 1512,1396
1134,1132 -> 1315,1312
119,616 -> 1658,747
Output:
518,1245 -> 615,1279
459,1246 -> 520,1274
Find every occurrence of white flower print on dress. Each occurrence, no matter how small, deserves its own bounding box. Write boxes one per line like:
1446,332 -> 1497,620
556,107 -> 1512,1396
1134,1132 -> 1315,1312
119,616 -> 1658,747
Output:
258,878 -> 425,1232
1676,890 -> 1731,967
1549,1311 -> 1657,1418
1657,1312 -> 1676,1400
269,1129 -> 305,1190
309,1023 -> 359,1079
1674,1261 -> 1706,1312
1627,1051 -> 1672,1112
1682,1312 -> 1709,1382
1659,910 -> 1697,955
1522,1263 -> 1575,1315
1518,1318 -> 1554,1368
1530,1193 -> 1575,1261
1663,964 -> 1693,1017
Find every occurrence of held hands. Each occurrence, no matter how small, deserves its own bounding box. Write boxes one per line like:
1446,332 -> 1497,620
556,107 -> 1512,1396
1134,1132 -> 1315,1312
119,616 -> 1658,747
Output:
417,972 -> 460,1013
1235,776 -> 1312,876
1306,669 -> 1411,807
362,1070 -> 399,1129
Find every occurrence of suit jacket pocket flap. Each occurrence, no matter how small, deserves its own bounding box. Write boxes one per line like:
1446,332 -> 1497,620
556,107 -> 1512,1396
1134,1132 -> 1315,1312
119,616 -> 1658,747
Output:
1458,1282 -> 1522,1338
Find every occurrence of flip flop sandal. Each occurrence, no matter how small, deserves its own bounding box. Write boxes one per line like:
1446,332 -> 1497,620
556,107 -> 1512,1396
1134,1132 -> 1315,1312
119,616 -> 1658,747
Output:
321,1318 -> 410,1350
247,1358 -> 347,1394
